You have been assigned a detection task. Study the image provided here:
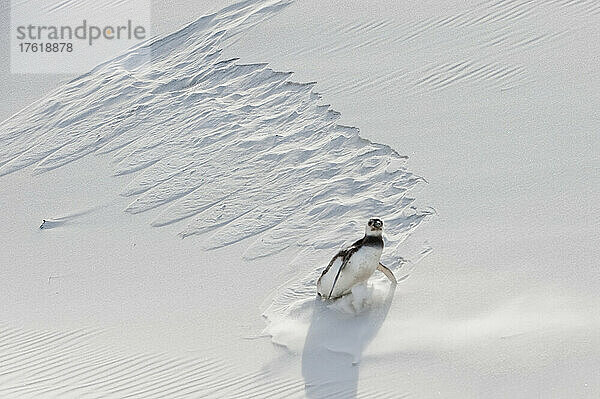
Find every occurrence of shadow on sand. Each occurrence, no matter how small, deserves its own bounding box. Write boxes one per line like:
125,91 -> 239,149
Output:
301,283 -> 396,398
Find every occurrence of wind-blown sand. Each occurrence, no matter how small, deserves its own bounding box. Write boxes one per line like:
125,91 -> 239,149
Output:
1,0 -> 599,397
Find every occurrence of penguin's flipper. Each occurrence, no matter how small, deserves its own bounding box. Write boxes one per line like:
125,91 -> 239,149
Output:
318,251 -> 344,298
328,258 -> 346,299
378,263 -> 397,285
326,246 -> 359,299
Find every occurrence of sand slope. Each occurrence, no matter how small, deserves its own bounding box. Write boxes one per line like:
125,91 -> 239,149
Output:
1,0 -> 429,397
1,0 -> 599,397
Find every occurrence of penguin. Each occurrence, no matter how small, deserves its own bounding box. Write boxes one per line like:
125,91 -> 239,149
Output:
317,218 -> 397,299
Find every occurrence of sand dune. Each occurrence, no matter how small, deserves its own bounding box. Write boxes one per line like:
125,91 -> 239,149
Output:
0,325 -> 309,398
1,0 -> 599,397
0,0 -> 429,269
1,0 -> 430,397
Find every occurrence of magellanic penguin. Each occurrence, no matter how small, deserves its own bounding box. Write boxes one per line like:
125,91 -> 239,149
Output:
317,218 -> 397,299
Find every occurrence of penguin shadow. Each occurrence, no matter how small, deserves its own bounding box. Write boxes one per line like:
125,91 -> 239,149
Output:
301,282 -> 396,398
38,204 -> 110,230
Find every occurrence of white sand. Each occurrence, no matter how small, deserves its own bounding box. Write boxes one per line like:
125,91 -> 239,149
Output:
1,0 -> 599,397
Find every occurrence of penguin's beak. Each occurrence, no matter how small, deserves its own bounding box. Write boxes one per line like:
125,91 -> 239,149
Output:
367,219 -> 383,232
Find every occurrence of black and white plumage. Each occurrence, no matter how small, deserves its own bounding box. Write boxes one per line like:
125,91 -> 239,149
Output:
317,218 -> 397,299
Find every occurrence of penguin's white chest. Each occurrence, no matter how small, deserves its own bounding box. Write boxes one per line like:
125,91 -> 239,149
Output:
318,245 -> 383,298
345,246 -> 382,279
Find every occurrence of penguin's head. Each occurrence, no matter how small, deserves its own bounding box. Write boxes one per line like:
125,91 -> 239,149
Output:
366,218 -> 383,236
